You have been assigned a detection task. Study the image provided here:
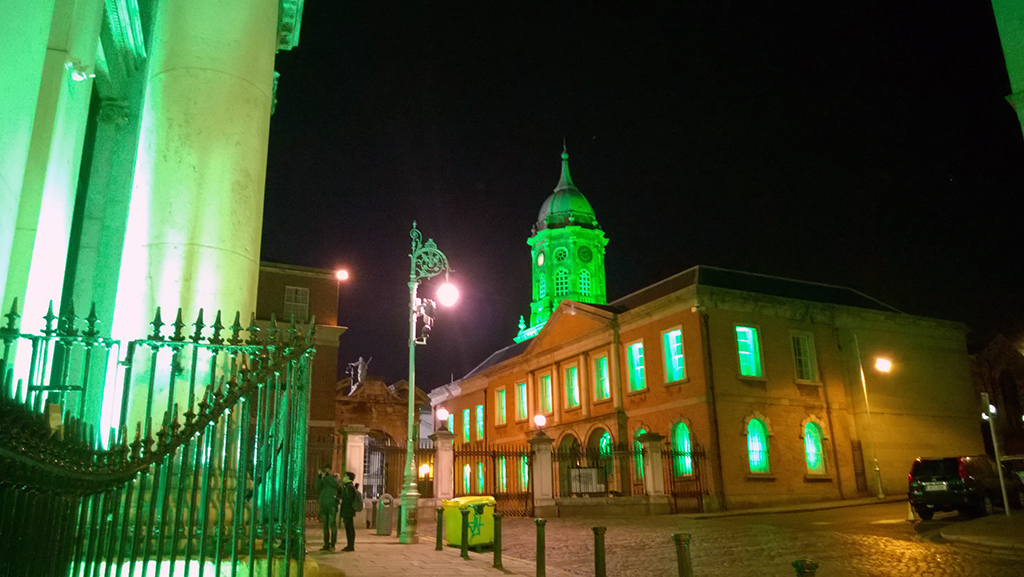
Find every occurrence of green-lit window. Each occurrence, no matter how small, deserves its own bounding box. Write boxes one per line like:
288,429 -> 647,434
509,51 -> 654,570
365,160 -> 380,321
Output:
516,382 -> 528,420
520,455 -> 530,488
477,462 -> 485,492
579,269 -> 592,296
634,428 -> 647,478
792,334 -> 816,381
627,342 -> 646,391
747,418 -> 770,473
539,276 -> 546,298
447,413 -> 454,432
804,422 -> 825,474
565,367 -> 579,407
599,431 -> 613,456
463,464 -> 471,492
475,404 -> 484,440
671,422 -> 693,476
594,356 -> 610,400
497,455 -> 508,491
540,375 -> 552,413
462,408 -> 471,443
663,329 -> 685,382
736,326 -> 763,378
496,389 -> 507,425
555,268 -> 570,296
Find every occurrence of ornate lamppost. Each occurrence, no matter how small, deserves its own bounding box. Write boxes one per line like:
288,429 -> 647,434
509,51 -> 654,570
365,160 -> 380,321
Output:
400,222 -> 458,544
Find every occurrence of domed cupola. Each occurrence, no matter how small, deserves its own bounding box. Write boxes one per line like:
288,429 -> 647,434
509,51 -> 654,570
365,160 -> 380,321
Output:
535,148 -> 600,231
516,145 -> 609,343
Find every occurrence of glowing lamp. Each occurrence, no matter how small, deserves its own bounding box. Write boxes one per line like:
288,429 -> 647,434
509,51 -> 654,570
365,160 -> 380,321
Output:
437,407 -> 449,422
534,414 -> 547,428
335,269 -> 349,281
437,282 -> 459,306
874,358 -> 892,373
418,463 -> 432,478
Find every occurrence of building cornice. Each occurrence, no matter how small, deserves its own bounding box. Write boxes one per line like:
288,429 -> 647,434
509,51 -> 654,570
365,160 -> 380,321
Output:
277,0 -> 305,51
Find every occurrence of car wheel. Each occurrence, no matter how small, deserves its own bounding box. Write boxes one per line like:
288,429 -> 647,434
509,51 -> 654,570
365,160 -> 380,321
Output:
917,508 -> 934,521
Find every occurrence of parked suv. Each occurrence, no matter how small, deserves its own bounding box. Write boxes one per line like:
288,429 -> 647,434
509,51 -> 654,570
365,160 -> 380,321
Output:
908,455 -> 1017,520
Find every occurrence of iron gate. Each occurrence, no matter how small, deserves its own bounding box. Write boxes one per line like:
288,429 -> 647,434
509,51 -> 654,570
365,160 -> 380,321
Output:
453,443 -> 533,516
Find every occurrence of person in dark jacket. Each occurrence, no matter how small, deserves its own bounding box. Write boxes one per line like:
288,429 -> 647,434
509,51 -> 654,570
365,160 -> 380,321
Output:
339,471 -> 359,551
313,467 -> 340,550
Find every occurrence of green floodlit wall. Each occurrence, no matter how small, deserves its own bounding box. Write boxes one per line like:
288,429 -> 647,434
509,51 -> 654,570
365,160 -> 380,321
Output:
991,0 -> 1024,138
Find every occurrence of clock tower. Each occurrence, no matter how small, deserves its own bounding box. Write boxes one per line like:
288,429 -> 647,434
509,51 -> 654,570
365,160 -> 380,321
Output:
515,147 -> 608,342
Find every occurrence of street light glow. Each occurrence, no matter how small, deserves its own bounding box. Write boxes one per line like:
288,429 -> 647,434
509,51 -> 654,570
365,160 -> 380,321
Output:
874,358 -> 892,373
437,282 -> 459,306
534,414 -> 547,428
335,269 -> 349,281
437,407 -> 449,422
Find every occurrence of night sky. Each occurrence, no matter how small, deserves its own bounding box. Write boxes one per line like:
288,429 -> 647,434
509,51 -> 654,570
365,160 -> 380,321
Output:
261,1 -> 1024,391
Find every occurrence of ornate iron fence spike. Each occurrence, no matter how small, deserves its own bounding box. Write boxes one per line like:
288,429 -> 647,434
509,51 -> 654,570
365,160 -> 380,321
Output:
267,313 -> 279,346
246,312 -> 262,345
170,308 -> 186,342
60,301 -> 79,337
208,310 -> 225,345
3,297 -> 20,332
43,301 -> 58,336
130,423 -> 143,460
305,315 -> 317,342
83,303 -> 100,338
191,309 -> 206,343
148,307 -> 165,341
287,314 -> 299,343
228,311 -> 243,345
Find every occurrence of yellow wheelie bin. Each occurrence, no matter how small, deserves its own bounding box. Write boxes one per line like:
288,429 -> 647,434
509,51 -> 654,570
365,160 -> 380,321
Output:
442,496 -> 496,547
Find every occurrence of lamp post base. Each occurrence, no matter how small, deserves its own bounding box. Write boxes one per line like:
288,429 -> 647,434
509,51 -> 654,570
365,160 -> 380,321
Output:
399,488 -> 420,544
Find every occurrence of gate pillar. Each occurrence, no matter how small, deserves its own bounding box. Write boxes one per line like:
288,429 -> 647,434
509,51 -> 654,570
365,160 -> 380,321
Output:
341,425 -> 369,524
430,428 -> 455,504
529,431 -> 557,517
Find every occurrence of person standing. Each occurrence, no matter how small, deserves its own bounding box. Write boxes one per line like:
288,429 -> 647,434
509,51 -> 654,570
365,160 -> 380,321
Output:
339,471 -> 359,551
313,467 -> 340,551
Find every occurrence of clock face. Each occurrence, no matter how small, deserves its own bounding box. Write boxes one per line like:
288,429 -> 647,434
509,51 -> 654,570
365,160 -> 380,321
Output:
537,252 -> 545,266
577,246 -> 593,263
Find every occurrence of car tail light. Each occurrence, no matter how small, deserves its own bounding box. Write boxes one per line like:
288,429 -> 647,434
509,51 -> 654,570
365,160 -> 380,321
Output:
958,458 -> 967,480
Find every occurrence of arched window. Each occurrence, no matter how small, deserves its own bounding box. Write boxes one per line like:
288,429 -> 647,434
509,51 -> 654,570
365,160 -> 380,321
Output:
804,422 -> 826,474
599,431 -> 613,457
555,268 -> 570,296
747,419 -> 770,473
634,428 -> 647,478
463,464 -> 472,492
579,269 -> 592,296
672,422 -> 693,476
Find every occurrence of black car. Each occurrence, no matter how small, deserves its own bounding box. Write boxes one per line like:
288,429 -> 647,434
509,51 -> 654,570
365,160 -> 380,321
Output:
908,455 -> 1023,520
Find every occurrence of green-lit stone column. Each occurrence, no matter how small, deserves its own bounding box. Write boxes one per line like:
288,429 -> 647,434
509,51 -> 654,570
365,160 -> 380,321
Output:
0,0 -> 57,312
991,0 -> 1024,139
2,0 -> 104,332
111,0 -> 280,425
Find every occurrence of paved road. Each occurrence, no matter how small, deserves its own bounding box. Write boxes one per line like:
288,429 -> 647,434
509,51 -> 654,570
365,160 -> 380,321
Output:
497,502 -> 1024,576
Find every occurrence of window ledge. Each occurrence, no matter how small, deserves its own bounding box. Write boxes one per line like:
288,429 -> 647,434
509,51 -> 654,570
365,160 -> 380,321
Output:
564,405 -> 582,413
593,398 -> 612,405
627,387 -> 648,396
794,380 -> 822,386
738,376 -> 768,383
665,378 -> 690,387
746,473 -> 775,481
804,474 -> 833,482
495,422 -> 507,429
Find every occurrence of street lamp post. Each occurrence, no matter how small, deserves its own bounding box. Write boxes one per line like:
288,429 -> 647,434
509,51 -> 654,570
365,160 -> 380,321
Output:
400,222 -> 457,544
854,334 -> 887,499
982,393 -> 1011,517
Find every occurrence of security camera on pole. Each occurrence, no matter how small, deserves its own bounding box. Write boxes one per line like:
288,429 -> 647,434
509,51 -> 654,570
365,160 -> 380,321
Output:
400,222 -> 458,544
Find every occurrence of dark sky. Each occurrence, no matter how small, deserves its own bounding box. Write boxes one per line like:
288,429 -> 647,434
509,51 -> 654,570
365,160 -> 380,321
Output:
261,1 -> 1024,391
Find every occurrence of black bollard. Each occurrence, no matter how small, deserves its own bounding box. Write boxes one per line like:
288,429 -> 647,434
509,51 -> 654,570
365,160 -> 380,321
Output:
535,518 -> 547,577
493,512 -> 503,569
593,526 -> 607,577
460,507 -> 470,560
672,533 -> 693,577
436,507 -> 443,551
793,559 -> 819,576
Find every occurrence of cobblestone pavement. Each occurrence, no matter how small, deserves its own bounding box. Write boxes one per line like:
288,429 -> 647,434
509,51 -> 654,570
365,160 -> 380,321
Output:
497,502 -> 1024,577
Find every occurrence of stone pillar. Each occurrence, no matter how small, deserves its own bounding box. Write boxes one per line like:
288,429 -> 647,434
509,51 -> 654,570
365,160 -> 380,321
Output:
113,0 -> 278,339
111,0 -> 279,426
529,431 -> 557,518
430,428 -> 455,504
639,433 -> 666,496
0,0 -> 57,313
341,425 -> 368,526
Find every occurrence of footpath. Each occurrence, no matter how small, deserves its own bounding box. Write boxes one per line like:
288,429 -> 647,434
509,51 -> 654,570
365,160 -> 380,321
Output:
305,498 -> 1024,577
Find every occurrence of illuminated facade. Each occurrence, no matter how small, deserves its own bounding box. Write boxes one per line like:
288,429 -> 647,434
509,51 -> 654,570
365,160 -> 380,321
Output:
435,182 -> 983,511
1,1 -> 305,425
516,148 -> 608,342
991,0 -> 1024,139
